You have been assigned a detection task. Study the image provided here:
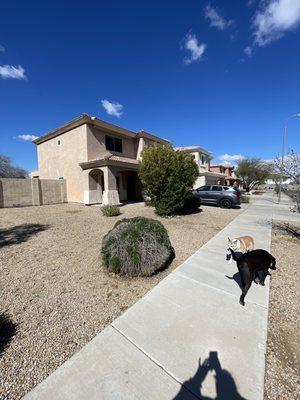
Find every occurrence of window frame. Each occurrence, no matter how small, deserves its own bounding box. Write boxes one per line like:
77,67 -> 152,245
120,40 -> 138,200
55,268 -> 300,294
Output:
105,135 -> 123,153
211,185 -> 223,192
197,185 -> 211,192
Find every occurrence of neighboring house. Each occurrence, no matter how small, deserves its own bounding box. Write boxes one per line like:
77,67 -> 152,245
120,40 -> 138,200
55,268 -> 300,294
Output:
33,114 -> 169,205
174,147 -> 226,187
210,164 -> 241,187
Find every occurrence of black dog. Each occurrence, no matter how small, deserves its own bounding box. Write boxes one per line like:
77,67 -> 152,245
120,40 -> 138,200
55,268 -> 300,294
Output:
229,248 -> 276,306
254,269 -> 271,286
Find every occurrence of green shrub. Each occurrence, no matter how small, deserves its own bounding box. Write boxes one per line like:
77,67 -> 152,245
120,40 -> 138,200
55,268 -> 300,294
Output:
144,197 -> 153,207
101,217 -> 174,276
101,205 -> 120,217
241,195 -> 250,203
138,145 -> 198,216
182,194 -> 201,213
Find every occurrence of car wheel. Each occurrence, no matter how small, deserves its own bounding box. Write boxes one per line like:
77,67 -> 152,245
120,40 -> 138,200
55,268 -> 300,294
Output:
220,198 -> 232,209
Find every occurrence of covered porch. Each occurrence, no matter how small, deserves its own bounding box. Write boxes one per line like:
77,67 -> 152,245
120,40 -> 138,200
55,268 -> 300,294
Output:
79,157 -> 143,205
194,171 -> 228,188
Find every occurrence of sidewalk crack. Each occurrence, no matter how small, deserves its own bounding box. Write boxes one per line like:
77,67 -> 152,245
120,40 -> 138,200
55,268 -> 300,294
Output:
111,324 -> 201,399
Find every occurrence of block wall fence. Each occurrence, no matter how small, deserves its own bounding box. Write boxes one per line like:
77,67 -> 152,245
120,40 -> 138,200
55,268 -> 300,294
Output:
0,178 -> 67,208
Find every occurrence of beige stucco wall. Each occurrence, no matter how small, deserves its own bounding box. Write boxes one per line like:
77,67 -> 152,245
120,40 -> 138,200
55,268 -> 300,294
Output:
136,137 -> 144,160
205,175 -> 220,185
194,176 -> 206,188
37,125 -> 89,203
86,126 -> 136,160
191,151 -> 210,173
136,137 -> 162,160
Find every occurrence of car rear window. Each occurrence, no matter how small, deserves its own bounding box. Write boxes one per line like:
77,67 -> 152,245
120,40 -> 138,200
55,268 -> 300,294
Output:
197,185 -> 211,191
211,186 -> 223,191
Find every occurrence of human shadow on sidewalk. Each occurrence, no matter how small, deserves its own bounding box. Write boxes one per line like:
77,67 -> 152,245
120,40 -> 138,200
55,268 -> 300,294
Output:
0,223 -> 50,248
173,351 -> 247,400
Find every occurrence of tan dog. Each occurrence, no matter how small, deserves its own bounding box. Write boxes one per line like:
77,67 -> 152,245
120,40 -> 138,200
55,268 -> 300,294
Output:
227,236 -> 254,264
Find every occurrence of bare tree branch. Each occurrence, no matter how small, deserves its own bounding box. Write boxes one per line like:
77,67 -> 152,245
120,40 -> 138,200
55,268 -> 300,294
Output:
0,155 -> 27,178
273,150 -> 300,186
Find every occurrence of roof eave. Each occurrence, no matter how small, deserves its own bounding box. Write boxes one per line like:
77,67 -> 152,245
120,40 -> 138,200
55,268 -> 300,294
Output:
137,130 -> 170,145
175,146 -> 212,157
33,114 -> 91,145
79,158 -> 139,170
33,114 -> 137,145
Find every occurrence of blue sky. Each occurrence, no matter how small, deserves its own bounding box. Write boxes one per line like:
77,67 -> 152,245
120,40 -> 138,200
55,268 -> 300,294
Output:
1,0 -> 300,172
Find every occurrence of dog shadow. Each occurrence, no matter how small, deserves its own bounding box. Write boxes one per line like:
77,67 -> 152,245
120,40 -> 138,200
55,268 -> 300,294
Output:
225,273 -> 242,289
225,252 -> 243,290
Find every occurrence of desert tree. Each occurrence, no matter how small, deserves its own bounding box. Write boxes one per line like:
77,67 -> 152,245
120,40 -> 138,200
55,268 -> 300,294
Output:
0,154 -> 27,178
236,157 -> 272,192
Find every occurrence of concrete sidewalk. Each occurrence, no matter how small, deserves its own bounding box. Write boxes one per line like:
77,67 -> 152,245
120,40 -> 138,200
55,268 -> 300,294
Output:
24,192 -> 296,400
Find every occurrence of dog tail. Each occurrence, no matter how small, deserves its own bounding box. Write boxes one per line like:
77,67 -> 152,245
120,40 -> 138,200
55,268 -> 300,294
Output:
229,248 -> 238,261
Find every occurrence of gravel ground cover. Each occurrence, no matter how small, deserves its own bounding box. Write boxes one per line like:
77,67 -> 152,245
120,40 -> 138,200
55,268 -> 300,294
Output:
0,202 -> 241,399
265,221 -> 300,400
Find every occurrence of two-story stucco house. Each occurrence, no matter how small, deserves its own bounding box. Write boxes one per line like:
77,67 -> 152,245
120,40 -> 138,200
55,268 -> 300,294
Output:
33,114 -> 169,205
210,164 -> 241,187
174,146 -> 227,187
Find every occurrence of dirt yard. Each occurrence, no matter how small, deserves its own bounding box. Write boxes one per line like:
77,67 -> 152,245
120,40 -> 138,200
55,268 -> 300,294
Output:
265,221 -> 300,400
0,202 -> 241,399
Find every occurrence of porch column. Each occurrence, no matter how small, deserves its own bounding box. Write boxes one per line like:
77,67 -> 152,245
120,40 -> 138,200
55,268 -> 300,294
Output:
102,166 -> 120,205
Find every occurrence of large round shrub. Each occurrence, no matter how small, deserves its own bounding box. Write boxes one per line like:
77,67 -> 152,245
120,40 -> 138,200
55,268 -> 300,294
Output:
101,217 -> 174,276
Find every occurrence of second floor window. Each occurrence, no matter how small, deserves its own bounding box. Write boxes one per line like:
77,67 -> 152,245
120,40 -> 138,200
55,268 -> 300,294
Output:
105,135 -> 123,153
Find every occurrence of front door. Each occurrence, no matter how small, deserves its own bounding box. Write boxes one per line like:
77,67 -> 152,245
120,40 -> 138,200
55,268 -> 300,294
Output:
127,174 -> 136,201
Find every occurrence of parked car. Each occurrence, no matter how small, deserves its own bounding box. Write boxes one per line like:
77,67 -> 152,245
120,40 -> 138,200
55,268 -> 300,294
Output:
192,185 -> 241,208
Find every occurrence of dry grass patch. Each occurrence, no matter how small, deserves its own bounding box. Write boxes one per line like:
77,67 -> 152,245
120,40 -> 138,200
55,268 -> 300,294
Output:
265,221 -> 300,400
0,202 -> 241,399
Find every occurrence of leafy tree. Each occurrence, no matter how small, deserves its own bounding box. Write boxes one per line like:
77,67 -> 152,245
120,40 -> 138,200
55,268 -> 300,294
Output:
273,150 -> 300,187
138,145 -> 198,216
0,154 -> 27,178
236,157 -> 272,192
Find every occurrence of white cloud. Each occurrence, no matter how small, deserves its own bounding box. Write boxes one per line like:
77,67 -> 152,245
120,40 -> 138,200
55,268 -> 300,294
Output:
101,99 -> 123,118
253,0 -> 300,46
18,134 -> 39,142
263,159 -> 274,163
182,33 -> 207,64
247,0 -> 257,7
0,65 -> 26,80
244,46 -> 253,57
0,45 -> 5,52
204,3 -> 233,30
219,154 -> 245,165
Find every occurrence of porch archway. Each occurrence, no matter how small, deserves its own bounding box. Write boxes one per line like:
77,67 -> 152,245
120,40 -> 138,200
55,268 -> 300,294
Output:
86,168 -> 104,204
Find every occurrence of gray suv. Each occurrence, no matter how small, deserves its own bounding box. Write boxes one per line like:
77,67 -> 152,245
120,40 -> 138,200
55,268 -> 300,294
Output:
193,185 -> 241,208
